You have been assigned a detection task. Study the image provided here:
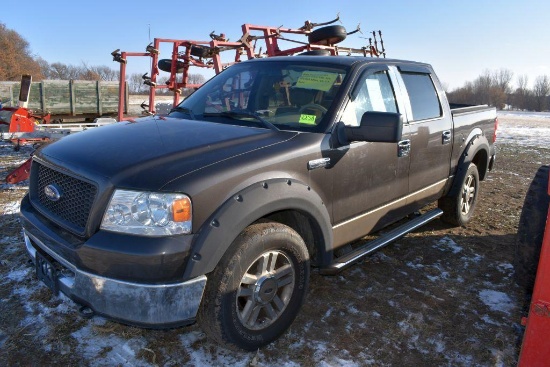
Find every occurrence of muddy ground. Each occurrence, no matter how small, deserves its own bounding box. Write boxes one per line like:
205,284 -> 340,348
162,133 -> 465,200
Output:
0,113 -> 549,366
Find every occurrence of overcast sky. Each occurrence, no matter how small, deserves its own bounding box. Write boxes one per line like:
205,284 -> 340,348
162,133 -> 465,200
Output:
3,0 -> 549,90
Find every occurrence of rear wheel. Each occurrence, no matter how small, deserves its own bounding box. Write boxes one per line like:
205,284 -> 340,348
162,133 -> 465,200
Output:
514,165 -> 550,292
157,59 -> 185,73
308,25 -> 347,46
439,163 -> 480,226
190,45 -> 211,58
298,49 -> 332,56
198,222 -> 310,351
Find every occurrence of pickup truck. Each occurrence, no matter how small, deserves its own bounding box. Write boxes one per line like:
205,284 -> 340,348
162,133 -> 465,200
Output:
20,56 -> 497,351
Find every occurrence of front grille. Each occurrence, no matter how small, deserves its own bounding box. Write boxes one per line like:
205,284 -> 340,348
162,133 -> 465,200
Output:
31,161 -> 97,235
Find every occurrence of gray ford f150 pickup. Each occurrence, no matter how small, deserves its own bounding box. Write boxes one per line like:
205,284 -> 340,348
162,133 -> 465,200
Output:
20,56 -> 497,350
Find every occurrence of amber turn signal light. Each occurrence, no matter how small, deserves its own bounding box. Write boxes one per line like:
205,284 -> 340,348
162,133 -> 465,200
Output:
172,197 -> 192,222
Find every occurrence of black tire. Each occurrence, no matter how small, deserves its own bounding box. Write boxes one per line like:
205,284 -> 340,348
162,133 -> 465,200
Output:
514,165 -> 550,292
157,59 -> 185,73
439,163 -> 480,226
298,49 -> 332,56
308,25 -> 347,46
190,44 -> 211,58
198,222 -> 310,351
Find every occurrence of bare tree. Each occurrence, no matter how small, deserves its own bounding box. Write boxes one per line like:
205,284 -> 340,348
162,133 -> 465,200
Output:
128,73 -> 147,94
187,73 -> 206,85
47,62 -> 81,80
82,63 -> 119,81
493,69 -> 514,95
513,74 -> 529,110
533,75 -> 550,111
0,23 -> 43,80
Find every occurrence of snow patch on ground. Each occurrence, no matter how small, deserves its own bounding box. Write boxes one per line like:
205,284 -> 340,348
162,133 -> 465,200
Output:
433,236 -> 463,254
478,290 -> 514,315
497,111 -> 550,148
2,201 -> 20,215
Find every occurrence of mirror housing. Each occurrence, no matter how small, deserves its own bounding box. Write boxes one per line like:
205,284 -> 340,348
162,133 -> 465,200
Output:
337,111 -> 403,145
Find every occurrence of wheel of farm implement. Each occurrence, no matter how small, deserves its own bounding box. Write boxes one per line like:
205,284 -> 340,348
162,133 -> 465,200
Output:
157,59 -> 186,73
514,165 -> 550,292
308,25 -> 347,46
299,49 -> 332,56
198,222 -> 310,351
438,163 -> 480,226
190,45 -> 211,58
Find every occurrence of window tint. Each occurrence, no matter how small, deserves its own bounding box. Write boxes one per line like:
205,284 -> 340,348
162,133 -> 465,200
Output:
401,72 -> 441,121
342,70 -> 397,126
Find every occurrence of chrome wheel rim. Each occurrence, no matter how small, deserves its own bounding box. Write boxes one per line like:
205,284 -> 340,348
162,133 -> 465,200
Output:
461,174 -> 476,215
236,250 -> 295,331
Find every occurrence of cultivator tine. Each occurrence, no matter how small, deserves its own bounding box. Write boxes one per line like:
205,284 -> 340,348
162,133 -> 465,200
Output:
146,43 -> 159,55
372,31 -> 379,55
111,49 -> 126,64
300,12 -> 340,31
347,24 -> 362,36
210,31 -> 228,42
142,73 -> 156,87
378,31 -> 386,58
141,101 -> 154,116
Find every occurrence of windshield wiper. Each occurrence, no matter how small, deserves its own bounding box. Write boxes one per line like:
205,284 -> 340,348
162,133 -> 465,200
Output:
206,110 -> 279,131
170,106 -> 195,120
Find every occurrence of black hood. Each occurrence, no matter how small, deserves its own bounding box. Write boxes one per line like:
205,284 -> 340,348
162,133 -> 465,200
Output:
38,117 -> 296,190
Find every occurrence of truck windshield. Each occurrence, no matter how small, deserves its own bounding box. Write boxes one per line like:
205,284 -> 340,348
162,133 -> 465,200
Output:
171,61 -> 348,132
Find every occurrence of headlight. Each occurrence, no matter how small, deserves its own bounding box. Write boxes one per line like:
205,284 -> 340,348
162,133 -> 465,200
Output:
101,190 -> 192,236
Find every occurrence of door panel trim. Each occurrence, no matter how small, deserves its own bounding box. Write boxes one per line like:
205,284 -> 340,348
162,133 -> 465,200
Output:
332,179 -> 447,247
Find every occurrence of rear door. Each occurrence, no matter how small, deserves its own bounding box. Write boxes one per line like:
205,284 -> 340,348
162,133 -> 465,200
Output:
394,65 -> 453,199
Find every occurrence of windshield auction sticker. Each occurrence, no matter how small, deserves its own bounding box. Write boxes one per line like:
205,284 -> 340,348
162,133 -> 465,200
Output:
296,71 -> 338,92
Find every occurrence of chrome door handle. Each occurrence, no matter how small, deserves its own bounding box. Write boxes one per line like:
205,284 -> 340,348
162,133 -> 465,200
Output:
398,139 -> 410,157
442,130 -> 452,144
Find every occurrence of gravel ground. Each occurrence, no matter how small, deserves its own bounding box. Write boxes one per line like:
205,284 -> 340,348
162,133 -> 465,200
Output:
0,111 -> 549,366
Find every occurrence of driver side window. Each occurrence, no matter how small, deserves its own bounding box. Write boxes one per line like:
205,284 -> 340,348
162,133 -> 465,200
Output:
341,70 -> 398,126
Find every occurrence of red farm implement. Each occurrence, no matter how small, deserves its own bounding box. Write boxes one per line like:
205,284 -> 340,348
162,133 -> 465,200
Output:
5,15 -> 386,184
112,15 -> 386,121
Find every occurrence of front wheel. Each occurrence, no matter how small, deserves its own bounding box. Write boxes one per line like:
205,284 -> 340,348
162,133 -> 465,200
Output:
198,222 -> 310,351
439,163 -> 480,226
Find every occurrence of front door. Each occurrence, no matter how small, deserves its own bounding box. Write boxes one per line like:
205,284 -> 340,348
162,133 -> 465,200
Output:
330,66 -> 410,245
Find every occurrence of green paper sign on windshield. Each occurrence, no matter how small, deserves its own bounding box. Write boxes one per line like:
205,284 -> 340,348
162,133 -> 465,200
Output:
296,71 -> 338,92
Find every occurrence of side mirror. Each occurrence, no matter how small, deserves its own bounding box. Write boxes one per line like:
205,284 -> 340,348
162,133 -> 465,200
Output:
337,111 -> 403,145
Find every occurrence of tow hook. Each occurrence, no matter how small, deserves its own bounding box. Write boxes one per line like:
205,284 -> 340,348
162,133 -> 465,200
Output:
79,306 -> 95,319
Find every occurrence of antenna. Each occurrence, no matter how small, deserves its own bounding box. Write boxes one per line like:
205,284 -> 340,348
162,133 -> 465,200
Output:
148,24 -> 151,42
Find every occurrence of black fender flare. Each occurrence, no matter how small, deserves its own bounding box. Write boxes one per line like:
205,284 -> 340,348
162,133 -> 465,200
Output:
445,129 -> 490,198
183,178 -> 333,279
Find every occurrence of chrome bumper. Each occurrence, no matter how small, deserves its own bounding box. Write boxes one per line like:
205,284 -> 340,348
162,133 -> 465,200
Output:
24,231 -> 206,328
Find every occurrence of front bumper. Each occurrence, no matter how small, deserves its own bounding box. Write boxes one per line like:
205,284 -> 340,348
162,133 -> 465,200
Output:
24,231 -> 207,328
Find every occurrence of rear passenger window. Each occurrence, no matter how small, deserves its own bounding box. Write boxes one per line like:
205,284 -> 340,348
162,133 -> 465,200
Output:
401,73 -> 441,121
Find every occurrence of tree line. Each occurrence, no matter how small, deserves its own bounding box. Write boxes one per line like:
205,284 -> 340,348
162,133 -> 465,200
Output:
0,23 -> 204,96
446,69 -> 549,112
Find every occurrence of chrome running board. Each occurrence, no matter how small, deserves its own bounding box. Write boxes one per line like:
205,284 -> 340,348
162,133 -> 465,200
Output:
320,208 -> 443,275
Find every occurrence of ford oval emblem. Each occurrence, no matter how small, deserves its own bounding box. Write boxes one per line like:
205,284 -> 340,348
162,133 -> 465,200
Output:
44,184 -> 61,202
